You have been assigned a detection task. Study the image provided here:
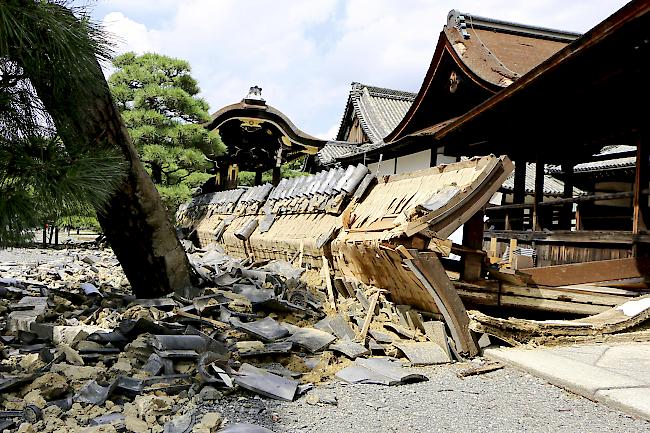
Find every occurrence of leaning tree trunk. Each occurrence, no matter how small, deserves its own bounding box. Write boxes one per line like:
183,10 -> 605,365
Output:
11,2 -> 195,298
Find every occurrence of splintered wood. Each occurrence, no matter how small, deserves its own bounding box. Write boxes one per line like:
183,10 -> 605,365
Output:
469,294 -> 650,345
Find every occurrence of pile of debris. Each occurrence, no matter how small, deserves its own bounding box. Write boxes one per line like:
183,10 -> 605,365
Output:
0,245 -> 463,432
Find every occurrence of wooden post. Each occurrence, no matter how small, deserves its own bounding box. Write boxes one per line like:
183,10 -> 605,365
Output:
633,132 -> 649,256
254,169 -> 263,186
272,166 -> 281,186
461,211 -> 484,281
533,159 -> 545,231
226,163 -> 239,189
513,161 -> 526,230
561,163 -> 574,229
508,238 -> 518,268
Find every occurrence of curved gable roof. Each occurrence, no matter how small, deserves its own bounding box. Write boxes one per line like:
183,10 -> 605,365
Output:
336,83 -> 416,143
384,10 -> 579,143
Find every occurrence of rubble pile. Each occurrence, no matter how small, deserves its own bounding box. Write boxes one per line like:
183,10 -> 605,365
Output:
0,246 -> 459,432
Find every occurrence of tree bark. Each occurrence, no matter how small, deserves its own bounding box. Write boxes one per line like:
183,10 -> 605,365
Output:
151,163 -> 163,184
13,3 -> 195,298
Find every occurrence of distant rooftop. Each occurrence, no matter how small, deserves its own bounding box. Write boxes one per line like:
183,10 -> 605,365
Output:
336,82 -> 416,143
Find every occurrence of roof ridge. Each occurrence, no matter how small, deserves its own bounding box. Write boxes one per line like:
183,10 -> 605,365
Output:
351,82 -> 417,100
448,10 -> 582,43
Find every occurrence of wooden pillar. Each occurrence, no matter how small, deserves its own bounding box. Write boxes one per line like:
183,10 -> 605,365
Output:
430,146 -> 438,167
225,163 -> 239,190
513,161 -> 526,230
254,169 -> 263,186
633,131 -> 649,257
272,166 -> 281,186
561,163 -> 574,230
533,158 -> 545,231
461,211 -> 484,281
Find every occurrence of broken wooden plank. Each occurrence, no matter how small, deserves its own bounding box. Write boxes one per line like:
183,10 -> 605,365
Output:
321,256 -> 337,312
357,291 -> 380,343
405,251 -> 479,357
518,257 -> 650,287
457,362 -> 503,378
468,294 -> 650,345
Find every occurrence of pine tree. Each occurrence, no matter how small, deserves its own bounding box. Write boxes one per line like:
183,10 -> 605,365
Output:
2,0 -> 195,297
0,1 -> 125,246
109,53 -> 225,214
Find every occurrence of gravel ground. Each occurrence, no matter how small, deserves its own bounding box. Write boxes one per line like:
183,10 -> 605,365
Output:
209,363 -> 649,433
2,247 -> 649,432
0,246 -> 95,265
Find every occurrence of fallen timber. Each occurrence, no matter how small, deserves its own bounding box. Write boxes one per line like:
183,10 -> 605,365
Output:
179,156 -> 512,356
178,154 -> 650,353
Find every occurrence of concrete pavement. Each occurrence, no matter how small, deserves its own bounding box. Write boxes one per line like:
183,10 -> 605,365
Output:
484,342 -> 650,421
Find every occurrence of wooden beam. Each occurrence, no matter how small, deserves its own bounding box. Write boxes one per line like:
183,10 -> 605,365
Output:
484,229 -> 650,244
321,256 -> 337,312
404,250 -> 479,356
357,290 -> 380,342
518,257 -> 650,287
461,211 -> 484,281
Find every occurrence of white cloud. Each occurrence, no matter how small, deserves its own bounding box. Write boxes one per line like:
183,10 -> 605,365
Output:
97,0 -> 629,137
102,11 -> 155,53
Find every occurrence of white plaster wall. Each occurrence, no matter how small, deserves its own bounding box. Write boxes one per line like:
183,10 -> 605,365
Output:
374,158 -> 396,176
436,154 -> 458,165
395,149 -> 431,174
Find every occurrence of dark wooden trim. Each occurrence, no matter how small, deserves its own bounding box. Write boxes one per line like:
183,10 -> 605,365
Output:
561,163 -> 574,229
461,211 -> 484,281
484,229 -> 650,245
512,161 -> 526,230
486,203 -> 534,211
533,158 -> 545,230
538,191 -> 649,206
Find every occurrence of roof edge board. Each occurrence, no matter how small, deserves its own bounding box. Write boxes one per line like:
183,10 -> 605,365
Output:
457,10 -> 582,42
432,1 -> 650,146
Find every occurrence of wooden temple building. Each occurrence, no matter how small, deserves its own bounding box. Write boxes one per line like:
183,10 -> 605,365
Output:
321,4 -> 650,267
204,86 -> 332,190
203,2 -> 650,268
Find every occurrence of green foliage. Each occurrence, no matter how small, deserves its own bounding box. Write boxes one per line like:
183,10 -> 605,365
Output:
238,159 -> 308,187
109,52 -> 225,214
0,1 -> 126,247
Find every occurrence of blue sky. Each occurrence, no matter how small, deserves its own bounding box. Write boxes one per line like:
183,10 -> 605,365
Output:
89,0 -> 630,139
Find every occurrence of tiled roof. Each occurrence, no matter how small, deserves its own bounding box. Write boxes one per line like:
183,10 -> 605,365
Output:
547,145 -> 636,174
501,163 -> 584,196
315,141 -> 360,165
337,83 -> 416,143
445,11 -> 580,88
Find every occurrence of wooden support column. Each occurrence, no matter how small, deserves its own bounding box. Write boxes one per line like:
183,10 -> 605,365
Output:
512,161 -> 526,230
430,146 -> 439,167
225,163 -> 239,190
461,211 -> 484,281
271,166 -> 281,186
561,163 -> 574,229
533,158 -> 545,231
254,169 -> 263,186
633,131 -> 649,256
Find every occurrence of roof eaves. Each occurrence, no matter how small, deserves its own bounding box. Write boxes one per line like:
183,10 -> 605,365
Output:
450,10 -> 582,43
